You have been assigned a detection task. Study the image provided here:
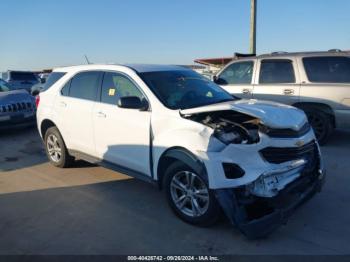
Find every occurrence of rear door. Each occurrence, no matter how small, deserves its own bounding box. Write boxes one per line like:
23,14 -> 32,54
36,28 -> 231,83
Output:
215,60 -> 255,99
252,58 -> 300,105
301,55 -> 350,129
55,71 -> 102,156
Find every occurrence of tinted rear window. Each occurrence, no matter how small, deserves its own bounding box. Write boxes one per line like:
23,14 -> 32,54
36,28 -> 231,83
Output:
303,56 -> 350,83
10,72 -> 38,81
42,72 -> 66,92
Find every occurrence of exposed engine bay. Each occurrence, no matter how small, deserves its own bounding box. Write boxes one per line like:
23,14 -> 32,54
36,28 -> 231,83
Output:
185,110 -> 261,144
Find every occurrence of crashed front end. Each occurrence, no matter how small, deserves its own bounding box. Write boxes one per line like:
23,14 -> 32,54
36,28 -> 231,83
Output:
182,101 -> 326,238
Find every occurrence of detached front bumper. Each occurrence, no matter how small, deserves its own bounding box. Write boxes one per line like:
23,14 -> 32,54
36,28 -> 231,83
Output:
215,166 -> 325,239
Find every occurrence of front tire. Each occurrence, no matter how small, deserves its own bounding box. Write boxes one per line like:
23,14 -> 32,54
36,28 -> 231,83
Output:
164,161 -> 221,226
44,127 -> 74,168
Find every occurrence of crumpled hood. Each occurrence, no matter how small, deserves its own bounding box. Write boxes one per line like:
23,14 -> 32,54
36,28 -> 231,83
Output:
0,89 -> 33,104
180,99 -> 307,130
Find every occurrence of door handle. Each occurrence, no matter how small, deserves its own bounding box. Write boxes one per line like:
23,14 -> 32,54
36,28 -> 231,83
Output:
283,89 -> 294,95
97,111 -> 106,118
59,101 -> 67,107
242,88 -> 252,95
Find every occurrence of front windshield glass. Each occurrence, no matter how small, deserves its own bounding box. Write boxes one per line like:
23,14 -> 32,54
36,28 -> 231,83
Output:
0,79 -> 11,92
139,70 -> 235,109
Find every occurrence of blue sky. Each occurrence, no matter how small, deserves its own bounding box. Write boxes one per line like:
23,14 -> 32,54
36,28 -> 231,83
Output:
1,0 -> 349,71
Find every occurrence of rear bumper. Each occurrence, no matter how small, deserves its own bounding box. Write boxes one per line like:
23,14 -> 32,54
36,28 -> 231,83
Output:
215,166 -> 325,239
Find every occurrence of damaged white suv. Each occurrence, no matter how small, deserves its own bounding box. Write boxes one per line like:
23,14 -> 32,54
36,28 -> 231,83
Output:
36,64 -> 325,238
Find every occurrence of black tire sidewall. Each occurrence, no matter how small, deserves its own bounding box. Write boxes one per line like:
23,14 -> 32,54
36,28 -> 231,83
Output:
304,109 -> 333,145
163,161 -> 220,227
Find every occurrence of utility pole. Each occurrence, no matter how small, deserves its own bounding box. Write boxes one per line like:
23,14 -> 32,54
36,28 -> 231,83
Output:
249,0 -> 257,54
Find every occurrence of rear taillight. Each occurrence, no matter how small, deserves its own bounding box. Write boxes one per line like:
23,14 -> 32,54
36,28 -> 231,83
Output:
35,95 -> 40,108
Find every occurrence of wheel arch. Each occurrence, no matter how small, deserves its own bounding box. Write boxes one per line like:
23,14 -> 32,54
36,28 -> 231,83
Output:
40,119 -> 57,138
292,102 -> 336,127
157,147 -> 207,189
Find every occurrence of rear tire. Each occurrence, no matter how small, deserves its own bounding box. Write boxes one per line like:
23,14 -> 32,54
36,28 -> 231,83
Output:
304,108 -> 333,145
44,127 -> 74,168
163,161 -> 221,227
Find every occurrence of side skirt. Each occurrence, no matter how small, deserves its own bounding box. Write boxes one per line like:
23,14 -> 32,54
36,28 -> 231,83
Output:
68,150 -> 157,185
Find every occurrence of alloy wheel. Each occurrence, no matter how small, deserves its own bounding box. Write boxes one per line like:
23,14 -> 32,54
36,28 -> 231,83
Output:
46,134 -> 62,163
170,171 -> 210,217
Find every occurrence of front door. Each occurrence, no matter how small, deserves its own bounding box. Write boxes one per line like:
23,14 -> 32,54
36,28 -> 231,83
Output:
215,60 -> 255,99
93,71 -> 151,176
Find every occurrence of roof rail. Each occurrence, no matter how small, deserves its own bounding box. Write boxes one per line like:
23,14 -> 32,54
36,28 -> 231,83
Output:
270,51 -> 288,55
328,49 -> 342,52
234,52 -> 256,58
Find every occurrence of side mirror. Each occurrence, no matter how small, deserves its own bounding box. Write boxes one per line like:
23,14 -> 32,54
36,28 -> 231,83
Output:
212,75 -> 218,82
117,96 -> 149,110
40,78 -> 46,84
213,75 -> 227,85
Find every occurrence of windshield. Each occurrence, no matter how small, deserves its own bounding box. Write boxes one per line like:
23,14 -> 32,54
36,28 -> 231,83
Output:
139,70 -> 235,109
0,79 -> 11,92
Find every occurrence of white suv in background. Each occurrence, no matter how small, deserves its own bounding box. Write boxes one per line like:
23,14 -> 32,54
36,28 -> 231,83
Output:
214,50 -> 350,144
36,64 -> 325,238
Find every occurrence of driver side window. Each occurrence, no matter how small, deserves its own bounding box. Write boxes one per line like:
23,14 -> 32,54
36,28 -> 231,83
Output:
101,72 -> 144,105
217,61 -> 254,85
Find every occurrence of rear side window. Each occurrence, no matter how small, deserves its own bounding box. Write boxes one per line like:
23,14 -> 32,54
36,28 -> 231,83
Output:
303,56 -> 350,83
101,72 -> 144,105
68,71 -> 102,101
60,80 -> 71,96
217,61 -> 254,85
42,72 -> 66,92
259,59 -> 295,84
10,72 -> 38,81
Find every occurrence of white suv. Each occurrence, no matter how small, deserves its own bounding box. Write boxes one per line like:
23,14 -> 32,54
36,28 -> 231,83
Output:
36,64 -> 325,238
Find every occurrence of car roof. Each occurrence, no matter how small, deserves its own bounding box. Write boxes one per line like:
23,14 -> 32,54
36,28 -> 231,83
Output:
53,64 -> 189,73
125,64 -> 187,73
225,51 -> 350,63
257,50 -> 350,59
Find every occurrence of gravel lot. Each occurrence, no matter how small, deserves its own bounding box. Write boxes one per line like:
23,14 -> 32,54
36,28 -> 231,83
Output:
0,127 -> 349,255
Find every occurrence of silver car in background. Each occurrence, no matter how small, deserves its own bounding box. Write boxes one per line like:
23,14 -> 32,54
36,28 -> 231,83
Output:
213,50 -> 350,144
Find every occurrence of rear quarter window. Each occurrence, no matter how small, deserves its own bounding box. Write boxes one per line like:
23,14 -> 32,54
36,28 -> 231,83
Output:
42,72 -> 66,92
303,56 -> 350,83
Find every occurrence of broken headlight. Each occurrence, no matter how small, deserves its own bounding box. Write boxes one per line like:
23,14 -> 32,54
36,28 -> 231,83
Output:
215,129 -> 243,144
214,125 -> 259,145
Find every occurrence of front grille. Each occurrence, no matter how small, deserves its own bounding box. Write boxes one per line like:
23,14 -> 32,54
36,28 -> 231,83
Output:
260,140 -> 317,164
0,102 -> 33,113
261,122 -> 311,138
